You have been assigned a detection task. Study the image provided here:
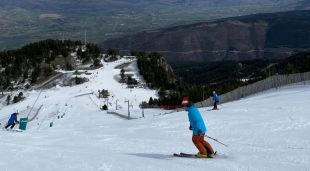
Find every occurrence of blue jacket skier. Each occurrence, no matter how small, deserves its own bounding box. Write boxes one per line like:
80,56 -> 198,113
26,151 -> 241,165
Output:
212,91 -> 220,110
187,103 -> 207,136
5,111 -> 19,129
182,100 -> 215,158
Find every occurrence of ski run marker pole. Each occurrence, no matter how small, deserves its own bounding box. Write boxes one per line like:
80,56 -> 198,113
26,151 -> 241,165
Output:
206,135 -> 229,147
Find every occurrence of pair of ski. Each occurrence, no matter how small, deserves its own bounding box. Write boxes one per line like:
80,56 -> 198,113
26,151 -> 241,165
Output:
173,152 -> 213,158
1,126 -> 23,132
6,129 -> 23,132
0,123 -> 23,132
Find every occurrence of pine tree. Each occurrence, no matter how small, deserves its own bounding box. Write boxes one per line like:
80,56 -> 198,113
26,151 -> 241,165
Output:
93,58 -> 101,67
148,97 -> 154,105
285,62 -> 296,74
18,92 -> 23,98
120,68 -> 125,81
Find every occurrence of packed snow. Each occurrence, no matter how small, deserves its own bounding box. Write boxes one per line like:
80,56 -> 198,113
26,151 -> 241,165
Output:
0,59 -> 310,171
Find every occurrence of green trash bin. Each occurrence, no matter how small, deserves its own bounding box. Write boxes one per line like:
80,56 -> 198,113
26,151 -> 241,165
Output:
19,118 -> 28,130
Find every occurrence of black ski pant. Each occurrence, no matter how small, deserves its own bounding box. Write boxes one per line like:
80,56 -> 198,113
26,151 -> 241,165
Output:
5,123 -> 15,129
213,101 -> 218,109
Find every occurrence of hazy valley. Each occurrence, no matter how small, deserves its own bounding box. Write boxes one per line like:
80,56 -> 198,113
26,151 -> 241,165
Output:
0,0 -> 309,50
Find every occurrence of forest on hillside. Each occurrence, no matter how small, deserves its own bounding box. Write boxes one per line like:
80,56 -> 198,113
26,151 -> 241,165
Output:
0,39 -> 101,91
1,39 -> 309,107
171,52 -> 310,94
137,51 -> 310,106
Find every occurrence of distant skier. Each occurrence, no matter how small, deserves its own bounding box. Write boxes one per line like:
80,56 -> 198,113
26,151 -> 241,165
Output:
5,111 -> 20,129
211,91 -> 220,110
182,99 -> 216,158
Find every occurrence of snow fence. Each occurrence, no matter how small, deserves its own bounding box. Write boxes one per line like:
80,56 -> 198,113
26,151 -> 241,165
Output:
195,71 -> 310,108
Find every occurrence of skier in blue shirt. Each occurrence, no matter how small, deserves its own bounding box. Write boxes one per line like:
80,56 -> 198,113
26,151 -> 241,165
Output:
182,99 -> 216,158
212,91 -> 220,110
5,111 -> 20,129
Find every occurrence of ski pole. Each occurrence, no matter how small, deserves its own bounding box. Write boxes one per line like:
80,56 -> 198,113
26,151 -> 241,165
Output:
206,135 -> 229,147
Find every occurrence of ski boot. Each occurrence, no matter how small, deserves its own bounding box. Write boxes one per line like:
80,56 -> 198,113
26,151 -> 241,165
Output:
196,152 -> 209,158
208,151 -> 217,158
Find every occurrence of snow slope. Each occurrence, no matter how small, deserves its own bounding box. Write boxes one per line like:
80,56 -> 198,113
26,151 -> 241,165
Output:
0,59 -> 310,171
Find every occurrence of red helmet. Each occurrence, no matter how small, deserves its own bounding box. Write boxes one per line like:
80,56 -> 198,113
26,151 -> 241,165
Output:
181,96 -> 189,106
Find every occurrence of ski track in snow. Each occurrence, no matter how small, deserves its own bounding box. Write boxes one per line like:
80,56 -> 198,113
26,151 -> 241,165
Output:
0,59 -> 310,171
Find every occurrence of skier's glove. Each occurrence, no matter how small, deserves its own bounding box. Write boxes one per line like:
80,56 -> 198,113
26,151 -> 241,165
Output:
189,126 -> 192,130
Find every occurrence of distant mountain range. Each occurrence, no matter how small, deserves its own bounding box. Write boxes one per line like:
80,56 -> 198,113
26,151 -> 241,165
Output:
0,0 -> 309,50
102,10 -> 310,62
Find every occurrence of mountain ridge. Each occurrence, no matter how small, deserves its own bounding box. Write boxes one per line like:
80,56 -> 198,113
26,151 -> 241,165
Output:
101,10 -> 310,62
0,0 -> 308,50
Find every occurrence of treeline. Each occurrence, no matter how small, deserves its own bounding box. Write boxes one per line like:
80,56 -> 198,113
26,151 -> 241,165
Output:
276,52 -> 310,74
0,39 -> 101,91
171,60 -> 268,95
171,52 -> 310,95
136,52 -> 209,106
77,43 -> 101,65
137,51 -> 310,106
